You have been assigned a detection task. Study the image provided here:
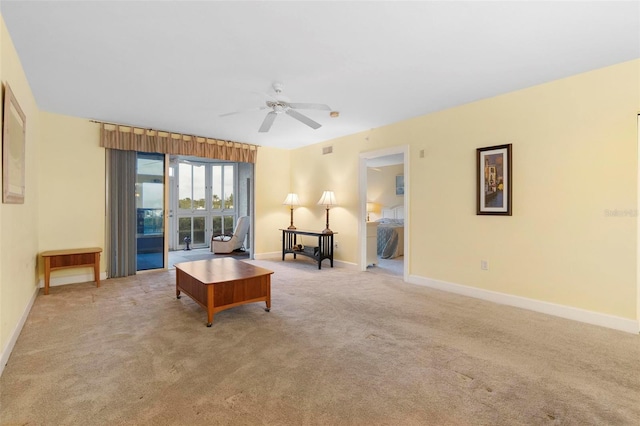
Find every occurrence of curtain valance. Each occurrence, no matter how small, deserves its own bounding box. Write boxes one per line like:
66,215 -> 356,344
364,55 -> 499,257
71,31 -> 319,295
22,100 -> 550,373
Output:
99,123 -> 258,163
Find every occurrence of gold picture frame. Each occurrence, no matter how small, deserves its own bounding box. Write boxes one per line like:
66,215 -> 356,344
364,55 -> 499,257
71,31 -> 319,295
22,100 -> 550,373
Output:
3,82 -> 26,204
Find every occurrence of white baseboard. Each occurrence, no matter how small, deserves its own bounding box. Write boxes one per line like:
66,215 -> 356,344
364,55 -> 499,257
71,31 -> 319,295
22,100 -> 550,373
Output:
253,251 -> 281,260
0,284 -> 38,377
37,272 -> 108,289
333,259 -> 358,270
253,252 -> 356,270
408,275 -> 640,334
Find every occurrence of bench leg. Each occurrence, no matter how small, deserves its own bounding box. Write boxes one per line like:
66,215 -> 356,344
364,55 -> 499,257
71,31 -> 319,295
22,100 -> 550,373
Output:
44,258 -> 51,295
94,252 -> 101,288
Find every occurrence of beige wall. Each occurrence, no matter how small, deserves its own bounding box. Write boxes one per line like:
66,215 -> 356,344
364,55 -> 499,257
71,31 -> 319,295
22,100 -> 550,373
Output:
38,113 -> 105,277
285,60 -> 639,321
0,16 -> 41,355
367,164 -> 404,221
251,145 -> 291,256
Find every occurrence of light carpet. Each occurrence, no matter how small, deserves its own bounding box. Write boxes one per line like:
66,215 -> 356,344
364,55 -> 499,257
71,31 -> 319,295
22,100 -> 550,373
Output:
1,257 -> 638,425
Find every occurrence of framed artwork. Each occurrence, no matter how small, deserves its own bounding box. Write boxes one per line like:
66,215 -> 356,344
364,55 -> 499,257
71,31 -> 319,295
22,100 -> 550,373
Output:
2,82 -> 26,204
395,175 -> 404,196
477,144 -> 512,215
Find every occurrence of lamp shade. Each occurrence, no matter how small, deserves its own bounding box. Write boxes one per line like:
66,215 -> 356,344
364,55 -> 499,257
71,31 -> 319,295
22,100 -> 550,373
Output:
366,202 -> 375,213
282,193 -> 300,206
317,191 -> 337,207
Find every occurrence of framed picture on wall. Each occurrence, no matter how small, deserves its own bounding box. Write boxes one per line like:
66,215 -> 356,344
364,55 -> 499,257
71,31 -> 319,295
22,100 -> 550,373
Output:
395,175 -> 404,196
477,144 -> 512,215
2,82 -> 27,204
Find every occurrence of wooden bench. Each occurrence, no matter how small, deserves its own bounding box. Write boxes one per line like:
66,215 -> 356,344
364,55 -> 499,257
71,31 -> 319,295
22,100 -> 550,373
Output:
41,247 -> 102,295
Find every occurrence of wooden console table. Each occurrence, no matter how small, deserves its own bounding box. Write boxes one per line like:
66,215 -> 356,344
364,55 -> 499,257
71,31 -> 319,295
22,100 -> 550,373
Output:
41,247 -> 102,295
281,229 -> 336,269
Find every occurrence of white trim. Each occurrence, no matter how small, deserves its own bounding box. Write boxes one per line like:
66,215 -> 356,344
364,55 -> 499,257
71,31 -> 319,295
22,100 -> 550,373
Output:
0,285 -> 38,377
253,251 -> 280,260
38,272 -> 108,289
333,259 -> 358,270
408,275 -> 640,334
637,114 -> 640,328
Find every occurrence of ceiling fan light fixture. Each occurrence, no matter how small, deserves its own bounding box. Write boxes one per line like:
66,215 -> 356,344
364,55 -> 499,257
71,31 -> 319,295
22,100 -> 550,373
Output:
223,82 -> 330,132
272,82 -> 284,93
330,111 -> 339,118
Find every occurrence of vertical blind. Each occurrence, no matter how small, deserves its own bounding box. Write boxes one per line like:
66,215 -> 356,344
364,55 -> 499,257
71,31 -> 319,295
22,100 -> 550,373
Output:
107,149 -> 137,278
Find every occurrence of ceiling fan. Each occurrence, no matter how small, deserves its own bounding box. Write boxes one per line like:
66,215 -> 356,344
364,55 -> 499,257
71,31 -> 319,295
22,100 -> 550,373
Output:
220,82 -> 332,133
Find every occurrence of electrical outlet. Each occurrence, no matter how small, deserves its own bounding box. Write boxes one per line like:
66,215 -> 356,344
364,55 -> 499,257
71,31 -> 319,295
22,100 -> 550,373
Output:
334,242 -> 339,249
481,260 -> 488,270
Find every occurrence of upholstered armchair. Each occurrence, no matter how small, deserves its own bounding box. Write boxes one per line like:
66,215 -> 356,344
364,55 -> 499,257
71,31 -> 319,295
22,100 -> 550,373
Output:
210,216 -> 250,254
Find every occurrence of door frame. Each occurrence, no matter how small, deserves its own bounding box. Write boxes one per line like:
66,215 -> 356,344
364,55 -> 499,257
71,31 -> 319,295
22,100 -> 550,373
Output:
358,145 -> 409,281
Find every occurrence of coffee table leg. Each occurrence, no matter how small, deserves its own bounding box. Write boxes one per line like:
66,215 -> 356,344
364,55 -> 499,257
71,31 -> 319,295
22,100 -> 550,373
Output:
206,286 -> 214,326
265,277 -> 271,312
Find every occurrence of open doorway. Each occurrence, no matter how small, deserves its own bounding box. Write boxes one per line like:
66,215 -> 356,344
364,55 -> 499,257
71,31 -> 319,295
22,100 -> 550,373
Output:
359,146 -> 408,280
166,155 -> 254,268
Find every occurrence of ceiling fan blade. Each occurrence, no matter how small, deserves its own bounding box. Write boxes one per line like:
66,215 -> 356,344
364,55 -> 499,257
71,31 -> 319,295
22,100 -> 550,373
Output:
288,103 -> 331,111
219,106 -> 267,117
258,111 -> 277,132
286,109 -> 321,129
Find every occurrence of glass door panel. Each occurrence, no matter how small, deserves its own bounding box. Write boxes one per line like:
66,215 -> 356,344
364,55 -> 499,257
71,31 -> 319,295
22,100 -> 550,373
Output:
177,162 -> 209,249
211,165 -> 222,209
224,215 -> 234,235
136,153 -> 165,271
193,165 -> 206,210
178,163 -> 193,210
212,216 -> 223,237
193,217 -> 206,245
178,217 -> 191,247
224,165 -> 234,209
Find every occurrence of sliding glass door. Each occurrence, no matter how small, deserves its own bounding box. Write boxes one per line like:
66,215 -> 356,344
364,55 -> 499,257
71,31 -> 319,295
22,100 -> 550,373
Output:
136,153 -> 165,270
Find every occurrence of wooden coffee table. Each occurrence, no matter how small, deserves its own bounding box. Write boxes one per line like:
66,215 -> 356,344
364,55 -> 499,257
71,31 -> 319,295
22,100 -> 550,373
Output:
174,258 -> 273,327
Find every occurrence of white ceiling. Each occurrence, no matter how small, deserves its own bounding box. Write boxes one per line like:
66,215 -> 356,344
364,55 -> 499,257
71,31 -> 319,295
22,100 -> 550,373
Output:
1,1 -> 638,149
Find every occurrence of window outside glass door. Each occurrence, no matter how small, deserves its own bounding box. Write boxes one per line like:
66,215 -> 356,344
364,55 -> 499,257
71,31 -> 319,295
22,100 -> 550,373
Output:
175,161 -> 236,249
211,164 -> 236,238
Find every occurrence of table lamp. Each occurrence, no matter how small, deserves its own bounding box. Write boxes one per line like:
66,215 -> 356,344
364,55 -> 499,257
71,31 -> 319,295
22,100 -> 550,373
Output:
367,202 -> 376,222
283,193 -> 301,229
317,190 -> 337,234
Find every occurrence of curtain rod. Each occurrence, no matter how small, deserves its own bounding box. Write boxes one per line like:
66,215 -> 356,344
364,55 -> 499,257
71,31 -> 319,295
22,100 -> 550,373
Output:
89,119 -> 257,147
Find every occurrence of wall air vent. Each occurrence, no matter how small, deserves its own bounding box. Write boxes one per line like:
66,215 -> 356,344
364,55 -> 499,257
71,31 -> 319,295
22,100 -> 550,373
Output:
322,146 -> 333,155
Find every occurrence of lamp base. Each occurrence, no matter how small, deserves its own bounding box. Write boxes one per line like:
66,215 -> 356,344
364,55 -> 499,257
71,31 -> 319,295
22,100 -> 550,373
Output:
288,207 -> 296,230
321,228 -> 333,234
